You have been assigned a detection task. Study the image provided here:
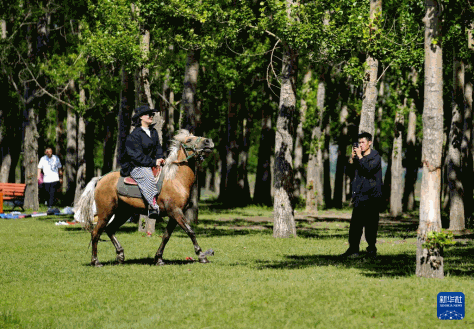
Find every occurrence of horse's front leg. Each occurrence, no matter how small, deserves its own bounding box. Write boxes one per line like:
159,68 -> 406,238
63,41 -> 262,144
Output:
154,218 -> 178,266
174,213 -> 212,264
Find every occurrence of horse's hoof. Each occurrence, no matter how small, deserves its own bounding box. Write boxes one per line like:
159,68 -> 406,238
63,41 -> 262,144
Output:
116,254 -> 125,264
198,257 -> 210,264
91,261 -> 103,267
155,259 -> 166,266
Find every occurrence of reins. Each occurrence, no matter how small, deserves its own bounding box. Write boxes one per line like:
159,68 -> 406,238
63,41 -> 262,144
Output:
171,137 -> 204,165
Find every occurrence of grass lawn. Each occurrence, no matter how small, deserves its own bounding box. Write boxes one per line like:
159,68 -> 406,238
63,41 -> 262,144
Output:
1,204 -> 473,328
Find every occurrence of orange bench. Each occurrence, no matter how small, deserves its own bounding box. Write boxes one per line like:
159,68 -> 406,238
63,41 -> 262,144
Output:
0,183 -> 26,212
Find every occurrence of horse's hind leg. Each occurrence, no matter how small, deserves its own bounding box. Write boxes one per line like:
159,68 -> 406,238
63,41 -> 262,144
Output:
154,218 -> 178,266
91,218 -> 108,267
105,211 -> 132,264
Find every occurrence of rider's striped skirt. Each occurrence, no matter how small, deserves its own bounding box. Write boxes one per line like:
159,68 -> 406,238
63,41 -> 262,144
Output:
130,167 -> 159,210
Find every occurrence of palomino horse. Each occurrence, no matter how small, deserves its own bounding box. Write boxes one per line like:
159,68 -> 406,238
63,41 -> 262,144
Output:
75,129 -> 215,267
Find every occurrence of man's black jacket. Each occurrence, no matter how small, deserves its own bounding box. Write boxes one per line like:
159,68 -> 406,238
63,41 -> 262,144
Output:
351,149 -> 383,206
120,125 -> 164,177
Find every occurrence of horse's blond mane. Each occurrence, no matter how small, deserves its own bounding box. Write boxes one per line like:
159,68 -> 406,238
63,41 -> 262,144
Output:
162,129 -> 193,180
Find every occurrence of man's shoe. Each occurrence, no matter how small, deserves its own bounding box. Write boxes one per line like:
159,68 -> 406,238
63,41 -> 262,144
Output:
339,250 -> 360,259
148,208 -> 160,220
366,250 -> 377,260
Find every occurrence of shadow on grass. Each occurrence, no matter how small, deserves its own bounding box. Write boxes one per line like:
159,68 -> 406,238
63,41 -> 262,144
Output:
255,243 -> 474,278
82,257 -> 198,267
255,253 -> 417,277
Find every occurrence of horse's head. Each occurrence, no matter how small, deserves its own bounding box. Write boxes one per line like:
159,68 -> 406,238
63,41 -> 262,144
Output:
168,130 -> 214,164
181,135 -> 215,161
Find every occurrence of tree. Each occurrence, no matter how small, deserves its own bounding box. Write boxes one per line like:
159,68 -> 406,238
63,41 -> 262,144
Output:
447,59 -> 465,232
416,0 -> 444,279
359,0 -> 382,137
390,104 -> 404,217
272,0 -> 298,238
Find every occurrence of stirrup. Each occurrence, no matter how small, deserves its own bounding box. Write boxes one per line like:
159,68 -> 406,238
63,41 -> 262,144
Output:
148,208 -> 160,220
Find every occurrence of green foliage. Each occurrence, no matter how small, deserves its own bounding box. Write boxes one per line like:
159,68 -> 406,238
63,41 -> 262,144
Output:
81,0 -> 143,70
422,230 -> 456,251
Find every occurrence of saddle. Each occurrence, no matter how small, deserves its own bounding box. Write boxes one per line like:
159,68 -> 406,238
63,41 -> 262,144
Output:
123,166 -> 161,185
117,166 -> 164,199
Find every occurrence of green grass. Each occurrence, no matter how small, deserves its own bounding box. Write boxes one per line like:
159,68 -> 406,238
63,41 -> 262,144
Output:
1,206 -> 473,328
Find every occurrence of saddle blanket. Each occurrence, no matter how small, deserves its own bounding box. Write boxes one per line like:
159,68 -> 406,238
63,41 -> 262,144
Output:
116,171 -> 165,199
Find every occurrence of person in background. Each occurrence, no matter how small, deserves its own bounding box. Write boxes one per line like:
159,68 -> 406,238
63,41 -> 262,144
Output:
340,131 -> 383,260
38,147 -> 63,210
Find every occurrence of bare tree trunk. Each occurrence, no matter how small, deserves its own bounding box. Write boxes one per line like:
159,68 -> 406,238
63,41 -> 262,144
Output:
254,100 -> 274,206
374,81 -> 384,151
323,121 -> 331,207
221,89 -> 240,206
305,72 -> 320,213
66,103 -> 77,205
114,67 -> 134,170
464,67 -> 473,228
273,41 -> 297,238
316,73 -> 326,206
359,0 -> 382,138
237,114 -> 252,206
333,105 -> 350,208
416,0 -> 444,279
74,115 -> 86,205
294,68 -> 311,201
23,104 -> 39,210
403,100 -> 418,211
448,59 -> 465,232
181,49 -> 200,224
1,19 -> 5,39
390,107 -> 404,217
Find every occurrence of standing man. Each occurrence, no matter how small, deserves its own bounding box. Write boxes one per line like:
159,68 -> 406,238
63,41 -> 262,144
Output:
38,147 -> 63,210
340,132 -> 383,259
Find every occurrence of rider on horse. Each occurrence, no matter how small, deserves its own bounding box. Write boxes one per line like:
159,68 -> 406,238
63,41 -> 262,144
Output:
120,105 -> 165,220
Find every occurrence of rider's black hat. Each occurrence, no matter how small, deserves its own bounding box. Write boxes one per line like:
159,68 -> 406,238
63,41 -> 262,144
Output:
132,105 -> 159,121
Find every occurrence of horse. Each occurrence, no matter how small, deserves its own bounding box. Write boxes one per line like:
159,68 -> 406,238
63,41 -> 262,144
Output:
75,129 -> 215,267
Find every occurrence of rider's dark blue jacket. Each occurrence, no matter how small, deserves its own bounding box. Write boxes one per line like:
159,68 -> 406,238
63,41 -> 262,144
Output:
120,125 -> 164,177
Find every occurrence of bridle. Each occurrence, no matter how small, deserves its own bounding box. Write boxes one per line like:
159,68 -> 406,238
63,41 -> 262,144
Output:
174,137 -> 206,164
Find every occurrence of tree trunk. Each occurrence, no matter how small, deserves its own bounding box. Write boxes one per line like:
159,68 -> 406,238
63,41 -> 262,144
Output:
254,101 -> 274,206
66,83 -> 77,205
464,68 -> 473,228
316,73 -> 326,206
181,49 -> 200,224
416,0 -> 444,279
74,115 -> 86,205
294,69 -> 311,201
273,42 -> 297,238
237,114 -> 252,206
359,0 -> 382,138
333,105 -> 350,208
403,102 -> 418,211
323,121 -> 331,207
221,90 -> 240,206
390,107 -> 404,217
85,120 -> 95,182
23,105 -> 39,210
448,59 -> 465,232
115,67 -> 134,170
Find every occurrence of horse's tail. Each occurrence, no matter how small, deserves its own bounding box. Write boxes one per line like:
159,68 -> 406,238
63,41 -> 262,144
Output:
74,177 -> 100,232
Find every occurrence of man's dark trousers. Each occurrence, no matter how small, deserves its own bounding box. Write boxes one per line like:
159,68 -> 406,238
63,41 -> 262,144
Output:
43,181 -> 59,207
348,199 -> 380,253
